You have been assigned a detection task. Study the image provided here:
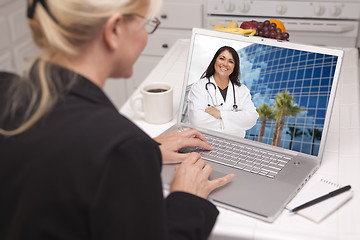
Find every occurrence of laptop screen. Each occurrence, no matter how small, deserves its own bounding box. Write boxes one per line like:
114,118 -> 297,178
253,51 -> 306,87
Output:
180,29 -> 343,157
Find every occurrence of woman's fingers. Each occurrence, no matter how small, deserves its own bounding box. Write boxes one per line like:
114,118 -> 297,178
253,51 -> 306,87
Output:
180,128 -> 208,144
202,163 -> 213,176
194,158 -> 206,169
156,127 -> 213,164
180,137 -> 212,151
202,164 -> 234,194
209,173 -> 235,191
166,152 -> 205,164
170,154 -> 234,199
177,129 -> 212,150
183,152 -> 202,164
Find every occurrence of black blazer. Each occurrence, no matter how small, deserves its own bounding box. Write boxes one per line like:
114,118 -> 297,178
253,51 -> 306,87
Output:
0,67 -> 218,240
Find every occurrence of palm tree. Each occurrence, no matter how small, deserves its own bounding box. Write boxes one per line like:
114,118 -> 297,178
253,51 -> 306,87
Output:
307,127 -> 322,155
271,111 -> 281,146
256,103 -> 276,143
272,91 -> 303,147
286,124 -> 305,150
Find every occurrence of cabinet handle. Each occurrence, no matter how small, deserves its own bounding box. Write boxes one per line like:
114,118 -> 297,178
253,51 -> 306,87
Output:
162,44 -> 168,49
160,14 -> 167,19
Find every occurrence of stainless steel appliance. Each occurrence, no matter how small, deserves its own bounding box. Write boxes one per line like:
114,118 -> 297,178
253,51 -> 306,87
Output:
205,0 -> 360,48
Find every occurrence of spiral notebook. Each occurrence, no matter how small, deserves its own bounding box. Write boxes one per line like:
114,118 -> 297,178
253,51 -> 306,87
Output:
286,176 -> 353,223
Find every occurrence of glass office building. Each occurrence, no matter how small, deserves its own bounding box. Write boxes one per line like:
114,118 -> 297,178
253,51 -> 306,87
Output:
239,44 -> 338,156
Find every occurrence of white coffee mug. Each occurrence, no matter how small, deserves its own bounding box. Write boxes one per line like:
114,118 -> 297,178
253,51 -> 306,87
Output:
130,82 -> 173,124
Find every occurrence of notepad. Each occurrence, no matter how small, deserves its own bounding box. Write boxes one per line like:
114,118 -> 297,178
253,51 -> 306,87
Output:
286,177 -> 353,223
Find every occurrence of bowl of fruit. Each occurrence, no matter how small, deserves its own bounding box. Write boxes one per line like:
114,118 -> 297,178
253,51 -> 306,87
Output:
240,19 -> 290,40
212,19 -> 290,41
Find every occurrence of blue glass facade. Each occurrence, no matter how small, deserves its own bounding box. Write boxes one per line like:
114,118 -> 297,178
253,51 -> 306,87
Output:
239,44 -> 338,156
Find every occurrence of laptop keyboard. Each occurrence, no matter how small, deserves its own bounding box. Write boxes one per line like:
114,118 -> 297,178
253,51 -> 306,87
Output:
192,133 -> 292,179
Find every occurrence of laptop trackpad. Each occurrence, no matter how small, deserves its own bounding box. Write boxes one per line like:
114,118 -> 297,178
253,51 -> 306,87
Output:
208,169 -> 294,219
209,170 -> 228,181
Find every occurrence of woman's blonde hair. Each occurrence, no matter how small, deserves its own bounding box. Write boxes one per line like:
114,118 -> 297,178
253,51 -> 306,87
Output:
0,0 -> 162,136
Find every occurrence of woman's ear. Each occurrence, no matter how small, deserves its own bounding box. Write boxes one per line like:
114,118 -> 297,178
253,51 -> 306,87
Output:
103,14 -> 123,51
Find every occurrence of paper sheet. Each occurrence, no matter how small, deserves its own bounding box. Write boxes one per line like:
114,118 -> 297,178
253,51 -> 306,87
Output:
286,177 -> 353,223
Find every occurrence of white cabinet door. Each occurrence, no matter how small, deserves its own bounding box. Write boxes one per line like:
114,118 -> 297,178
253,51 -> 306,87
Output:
8,5 -> 30,42
143,29 -> 192,56
132,55 -> 163,90
158,2 -> 203,29
0,0 -> 39,74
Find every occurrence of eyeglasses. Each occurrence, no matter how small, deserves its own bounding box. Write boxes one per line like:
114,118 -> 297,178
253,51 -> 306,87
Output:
124,13 -> 161,34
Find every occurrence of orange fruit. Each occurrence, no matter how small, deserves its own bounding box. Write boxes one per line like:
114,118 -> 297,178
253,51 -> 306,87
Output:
269,19 -> 286,32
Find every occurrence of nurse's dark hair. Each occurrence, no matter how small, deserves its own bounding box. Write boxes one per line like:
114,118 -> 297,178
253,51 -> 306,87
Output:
0,0 -> 161,136
201,46 -> 241,87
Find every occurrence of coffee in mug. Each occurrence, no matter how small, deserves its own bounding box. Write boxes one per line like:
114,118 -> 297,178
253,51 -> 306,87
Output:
130,82 -> 173,124
147,88 -> 168,93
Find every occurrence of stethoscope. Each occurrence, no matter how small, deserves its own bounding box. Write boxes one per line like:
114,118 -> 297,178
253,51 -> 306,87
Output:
205,78 -> 238,111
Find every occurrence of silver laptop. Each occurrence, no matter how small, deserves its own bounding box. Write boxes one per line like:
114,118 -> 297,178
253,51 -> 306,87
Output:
161,28 -> 343,222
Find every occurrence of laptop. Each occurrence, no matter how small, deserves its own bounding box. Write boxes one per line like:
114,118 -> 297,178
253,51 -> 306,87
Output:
161,28 -> 343,222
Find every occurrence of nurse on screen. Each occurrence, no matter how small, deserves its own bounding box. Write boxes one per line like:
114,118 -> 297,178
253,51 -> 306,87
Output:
188,46 -> 259,138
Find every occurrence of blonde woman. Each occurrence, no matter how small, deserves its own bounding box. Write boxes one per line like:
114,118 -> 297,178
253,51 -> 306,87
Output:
0,0 -> 233,239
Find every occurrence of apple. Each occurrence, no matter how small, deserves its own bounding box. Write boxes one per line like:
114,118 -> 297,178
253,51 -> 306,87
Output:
250,20 -> 259,27
240,20 -> 258,29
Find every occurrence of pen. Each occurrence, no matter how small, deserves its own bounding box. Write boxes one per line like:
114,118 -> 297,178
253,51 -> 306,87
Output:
289,185 -> 351,213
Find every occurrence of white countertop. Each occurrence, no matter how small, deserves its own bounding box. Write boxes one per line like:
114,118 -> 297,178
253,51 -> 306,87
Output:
120,39 -> 360,240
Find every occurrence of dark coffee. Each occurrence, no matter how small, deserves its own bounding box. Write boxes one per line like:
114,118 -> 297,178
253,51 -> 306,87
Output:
147,88 -> 168,93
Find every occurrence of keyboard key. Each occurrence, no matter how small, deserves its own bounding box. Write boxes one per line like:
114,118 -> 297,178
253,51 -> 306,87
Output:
234,162 -> 246,170
268,164 -> 281,171
243,166 -> 252,172
251,167 -> 261,173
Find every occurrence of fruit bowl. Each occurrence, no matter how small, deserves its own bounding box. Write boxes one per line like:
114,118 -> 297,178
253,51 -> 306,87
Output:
215,19 -> 290,41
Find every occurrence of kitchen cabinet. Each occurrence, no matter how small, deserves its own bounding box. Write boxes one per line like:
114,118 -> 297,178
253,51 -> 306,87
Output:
0,0 -> 39,76
104,0 -> 204,108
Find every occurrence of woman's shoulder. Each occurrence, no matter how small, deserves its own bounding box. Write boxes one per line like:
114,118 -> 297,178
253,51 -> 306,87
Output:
46,103 -> 157,161
0,72 -> 23,108
96,110 -> 149,140
57,101 -> 148,141
0,72 -> 21,87
0,71 -> 20,78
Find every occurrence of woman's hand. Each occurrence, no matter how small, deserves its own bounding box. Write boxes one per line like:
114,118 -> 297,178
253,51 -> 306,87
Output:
154,128 -> 213,164
205,107 -> 221,119
170,153 -> 234,199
